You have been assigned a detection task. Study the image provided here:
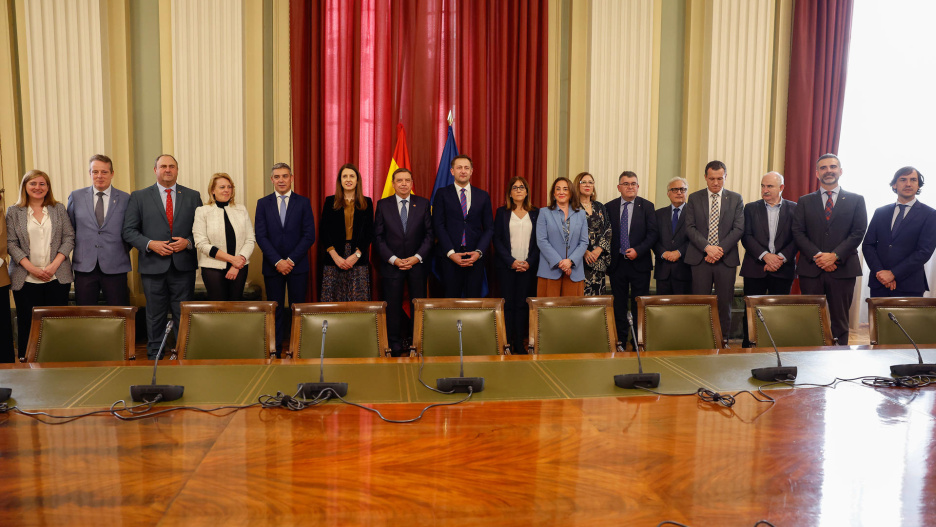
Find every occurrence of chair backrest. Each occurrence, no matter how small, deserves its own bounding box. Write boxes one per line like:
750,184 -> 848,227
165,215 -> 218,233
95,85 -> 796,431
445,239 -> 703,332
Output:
637,295 -> 722,351
412,298 -> 508,356
289,302 -> 390,358
527,296 -> 619,354
867,297 -> 936,346
176,301 -> 276,359
745,295 -> 835,347
26,306 -> 138,362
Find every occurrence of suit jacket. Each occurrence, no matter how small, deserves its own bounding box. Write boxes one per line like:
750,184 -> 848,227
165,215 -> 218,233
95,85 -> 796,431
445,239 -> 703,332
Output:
862,200 -> 936,293
792,188 -> 867,278
536,207 -> 589,281
653,204 -> 691,281
374,194 -> 433,278
0,191 -> 14,289
740,199 -> 798,280
684,189 -> 744,267
122,184 -> 201,274
254,191 -> 316,276
67,186 -> 132,274
493,206 -> 540,272
432,184 -> 494,256
606,196 -> 658,273
192,203 -> 256,270
7,203 -> 75,290
318,196 -> 373,267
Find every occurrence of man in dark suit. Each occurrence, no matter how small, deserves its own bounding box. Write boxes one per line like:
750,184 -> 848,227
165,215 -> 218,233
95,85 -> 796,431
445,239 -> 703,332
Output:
432,155 -> 494,298
606,171 -> 658,345
123,154 -> 201,359
740,172 -> 798,347
684,160 -> 744,342
68,154 -> 132,306
863,166 -> 936,298
653,177 -> 691,295
255,162 -> 317,356
375,168 -> 434,355
792,153 -> 867,345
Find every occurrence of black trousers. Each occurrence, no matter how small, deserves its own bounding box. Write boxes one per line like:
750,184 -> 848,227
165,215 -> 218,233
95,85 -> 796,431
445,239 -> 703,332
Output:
13,281 -> 70,359
799,273 -> 856,345
441,249 -> 486,298
264,271 -> 309,354
691,262 -> 737,342
609,260 -> 651,344
141,264 -> 196,359
741,275 -> 794,347
496,266 -> 536,353
655,276 -> 692,295
0,285 -> 15,363
382,264 -> 427,355
74,263 -> 129,306
202,266 -> 249,301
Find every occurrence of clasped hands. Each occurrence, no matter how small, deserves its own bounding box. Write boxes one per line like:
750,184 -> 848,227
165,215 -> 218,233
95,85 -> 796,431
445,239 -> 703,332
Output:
394,256 -> 420,271
510,259 -> 530,272
876,270 -> 897,291
703,245 -> 723,264
25,260 -> 61,282
814,252 -> 838,272
761,253 -> 784,273
557,258 -> 573,276
331,251 -> 360,271
584,247 -> 603,265
150,237 -> 189,256
449,251 -> 480,267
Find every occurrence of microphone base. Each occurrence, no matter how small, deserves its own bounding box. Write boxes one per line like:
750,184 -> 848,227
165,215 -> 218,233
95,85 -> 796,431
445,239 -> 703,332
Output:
751,366 -> 797,382
297,382 -> 348,398
436,377 -> 485,393
614,373 -> 661,389
890,363 -> 936,377
0,387 -> 10,402
130,384 -> 184,403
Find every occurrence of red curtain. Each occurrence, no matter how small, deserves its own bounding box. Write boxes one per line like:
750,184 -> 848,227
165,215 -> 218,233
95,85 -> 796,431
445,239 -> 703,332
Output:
290,0 -> 548,300
783,0 -> 855,200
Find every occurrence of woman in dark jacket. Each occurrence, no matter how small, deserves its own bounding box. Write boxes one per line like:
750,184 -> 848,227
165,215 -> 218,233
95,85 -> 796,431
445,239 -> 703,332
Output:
493,176 -> 539,353
319,163 -> 373,302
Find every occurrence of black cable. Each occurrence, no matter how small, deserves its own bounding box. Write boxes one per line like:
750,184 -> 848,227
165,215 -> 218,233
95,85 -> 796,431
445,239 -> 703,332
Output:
657,521 -> 776,527
636,386 -> 775,408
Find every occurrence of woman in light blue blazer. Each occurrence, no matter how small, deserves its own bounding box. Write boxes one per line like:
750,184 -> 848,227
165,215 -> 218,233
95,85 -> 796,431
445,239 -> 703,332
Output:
536,177 -> 589,297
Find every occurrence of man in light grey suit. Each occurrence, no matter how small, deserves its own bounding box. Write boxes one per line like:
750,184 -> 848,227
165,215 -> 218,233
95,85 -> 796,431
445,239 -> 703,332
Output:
123,154 -> 202,359
67,154 -> 132,306
683,160 -> 744,343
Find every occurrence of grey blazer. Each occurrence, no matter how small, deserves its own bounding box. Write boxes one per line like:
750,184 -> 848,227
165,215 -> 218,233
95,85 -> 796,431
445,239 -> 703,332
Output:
122,183 -> 201,275
683,188 -> 745,267
67,186 -> 132,274
6,203 -> 75,290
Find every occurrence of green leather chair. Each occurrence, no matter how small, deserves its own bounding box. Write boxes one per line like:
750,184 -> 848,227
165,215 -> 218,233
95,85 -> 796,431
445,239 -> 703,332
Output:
412,298 -> 509,356
745,295 -> 836,347
867,297 -> 936,346
174,301 -> 277,360
636,295 -> 722,352
527,296 -> 621,354
25,306 -> 138,362
289,302 -> 391,358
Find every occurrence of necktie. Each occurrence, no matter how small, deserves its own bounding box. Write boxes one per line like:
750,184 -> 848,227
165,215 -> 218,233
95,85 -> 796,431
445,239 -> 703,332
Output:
279,195 -> 287,226
824,191 -> 834,221
95,191 -> 105,227
620,201 -> 630,253
400,199 -> 408,234
460,188 -> 468,246
165,188 -> 174,233
671,207 -> 679,234
891,204 -> 908,235
707,193 -> 719,246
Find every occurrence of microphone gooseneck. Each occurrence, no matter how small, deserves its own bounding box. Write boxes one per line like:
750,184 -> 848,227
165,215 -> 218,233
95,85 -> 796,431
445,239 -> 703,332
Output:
889,312 -> 923,365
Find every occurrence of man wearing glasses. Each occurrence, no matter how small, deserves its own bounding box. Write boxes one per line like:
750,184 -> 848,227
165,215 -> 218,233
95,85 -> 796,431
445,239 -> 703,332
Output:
653,178 -> 692,295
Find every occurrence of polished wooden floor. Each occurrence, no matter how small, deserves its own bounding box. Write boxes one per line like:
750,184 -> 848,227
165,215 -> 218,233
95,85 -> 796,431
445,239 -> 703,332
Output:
2,357 -> 935,525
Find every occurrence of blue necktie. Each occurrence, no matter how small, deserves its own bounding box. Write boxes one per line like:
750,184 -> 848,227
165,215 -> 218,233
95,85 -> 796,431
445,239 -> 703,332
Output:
279,195 -> 287,226
891,204 -> 908,236
620,201 -> 630,253
671,206 -> 679,234
400,199 -> 408,234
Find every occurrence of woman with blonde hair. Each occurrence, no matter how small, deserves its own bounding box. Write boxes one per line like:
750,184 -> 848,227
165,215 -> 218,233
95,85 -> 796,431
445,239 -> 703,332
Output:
193,173 -> 256,301
7,170 -> 74,359
573,171 -> 612,295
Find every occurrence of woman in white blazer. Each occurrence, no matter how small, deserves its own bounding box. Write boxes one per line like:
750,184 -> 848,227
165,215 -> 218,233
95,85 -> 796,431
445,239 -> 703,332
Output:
193,173 -> 256,301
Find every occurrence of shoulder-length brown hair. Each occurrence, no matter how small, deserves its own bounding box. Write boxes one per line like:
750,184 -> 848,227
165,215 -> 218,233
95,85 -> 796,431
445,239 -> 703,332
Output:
547,177 -> 580,211
504,176 -> 533,211
572,171 -> 596,202
16,170 -> 57,208
206,173 -> 236,206
333,163 -> 367,211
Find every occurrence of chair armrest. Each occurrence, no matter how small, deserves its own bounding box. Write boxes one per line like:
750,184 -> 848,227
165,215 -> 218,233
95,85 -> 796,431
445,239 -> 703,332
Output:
169,350 -> 178,360
502,343 -> 512,355
408,346 -> 417,357
282,350 -> 293,359
616,341 -> 625,353
832,337 -> 839,345
383,348 -> 392,358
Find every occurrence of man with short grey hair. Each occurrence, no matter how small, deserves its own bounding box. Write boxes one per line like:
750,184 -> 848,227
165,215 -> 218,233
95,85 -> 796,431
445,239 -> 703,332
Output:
653,177 -> 691,295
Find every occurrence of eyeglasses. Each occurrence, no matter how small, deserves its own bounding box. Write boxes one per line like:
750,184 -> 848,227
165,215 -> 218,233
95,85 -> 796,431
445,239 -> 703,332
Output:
619,182 -> 638,188
668,187 -> 688,193
511,185 -> 527,191
579,182 -> 594,186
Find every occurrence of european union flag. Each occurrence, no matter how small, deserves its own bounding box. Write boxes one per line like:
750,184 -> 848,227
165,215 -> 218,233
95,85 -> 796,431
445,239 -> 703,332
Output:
431,125 -> 458,206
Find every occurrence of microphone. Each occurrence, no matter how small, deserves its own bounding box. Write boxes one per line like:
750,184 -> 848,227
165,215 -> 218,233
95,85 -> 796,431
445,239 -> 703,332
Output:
887,312 -> 936,376
436,319 -> 485,393
750,308 -> 797,381
130,320 -> 184,402
298,320 -> 349,397
614,311 -> 660,388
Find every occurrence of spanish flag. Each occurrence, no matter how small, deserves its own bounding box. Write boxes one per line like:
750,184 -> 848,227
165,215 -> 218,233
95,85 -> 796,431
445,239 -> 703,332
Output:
381,123 -> 412,198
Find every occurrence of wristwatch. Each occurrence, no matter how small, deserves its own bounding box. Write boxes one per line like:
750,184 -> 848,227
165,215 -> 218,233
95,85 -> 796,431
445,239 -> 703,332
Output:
355,250 -> 362,258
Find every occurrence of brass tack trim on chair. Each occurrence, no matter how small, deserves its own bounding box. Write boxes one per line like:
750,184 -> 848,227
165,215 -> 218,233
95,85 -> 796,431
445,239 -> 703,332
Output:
419,307 -> 500,356
35,317 -> 126,362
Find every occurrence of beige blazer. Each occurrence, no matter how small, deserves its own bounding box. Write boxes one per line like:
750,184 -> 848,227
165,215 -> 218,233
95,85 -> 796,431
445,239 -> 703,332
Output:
193,203 -> 256,270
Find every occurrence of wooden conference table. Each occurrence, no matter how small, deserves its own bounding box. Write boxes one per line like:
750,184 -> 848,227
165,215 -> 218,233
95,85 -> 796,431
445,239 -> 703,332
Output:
0,346 -> 934,526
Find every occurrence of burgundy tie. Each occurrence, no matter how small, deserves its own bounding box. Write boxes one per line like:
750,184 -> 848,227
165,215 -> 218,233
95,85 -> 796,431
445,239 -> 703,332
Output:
166,188 -> 174,233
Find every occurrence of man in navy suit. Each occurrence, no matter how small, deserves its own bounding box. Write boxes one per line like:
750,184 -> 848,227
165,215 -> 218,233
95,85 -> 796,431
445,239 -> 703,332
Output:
123,154 -> 202,359
792,154 -> 867,345
606,171 -> 658,345
432,155 -> 494,298
375,168 -> 433,355
863,166 -> 936,297
255,162 -> 316,355
653,177 -> 691,295
740,172 -> 798,347
67,154 -> 131,306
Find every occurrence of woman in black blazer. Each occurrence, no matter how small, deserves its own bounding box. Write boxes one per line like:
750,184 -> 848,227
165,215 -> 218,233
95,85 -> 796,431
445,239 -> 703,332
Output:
319,163 -> 373,302
493,176 -> 539,354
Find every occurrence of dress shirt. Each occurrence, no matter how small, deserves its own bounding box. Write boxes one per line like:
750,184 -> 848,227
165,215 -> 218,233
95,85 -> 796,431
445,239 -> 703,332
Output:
706,189 -> 723,216
891,197 -> 917,228
814,186 -> 841,258
146,182 -> 179,252
446,183 -> 475,257
25,207 -> 52,284
670,203 -> 685,255
388,193 -> 424,265
274,190 -> 294,266
760,200 -> 784,261
93,185 -> 112,217
509,211 -> 532,261
619,197 -> 636,236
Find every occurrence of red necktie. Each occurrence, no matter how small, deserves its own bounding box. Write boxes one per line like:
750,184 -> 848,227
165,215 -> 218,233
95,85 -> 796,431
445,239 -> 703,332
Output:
166,188 -> 174,233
